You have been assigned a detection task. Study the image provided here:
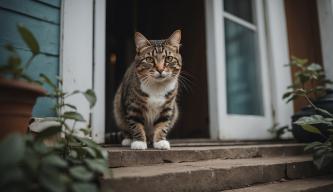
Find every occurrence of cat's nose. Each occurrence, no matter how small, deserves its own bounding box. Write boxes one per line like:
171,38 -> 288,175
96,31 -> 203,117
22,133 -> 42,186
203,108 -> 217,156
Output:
155,63 -> 164,74
157,68 -> 164,74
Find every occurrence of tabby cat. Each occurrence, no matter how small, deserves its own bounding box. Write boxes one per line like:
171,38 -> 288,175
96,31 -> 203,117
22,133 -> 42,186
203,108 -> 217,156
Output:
113,30 -> 182,150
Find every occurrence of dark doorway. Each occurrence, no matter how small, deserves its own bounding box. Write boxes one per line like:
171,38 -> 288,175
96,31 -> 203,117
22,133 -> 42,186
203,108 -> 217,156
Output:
106,0 -> 209,143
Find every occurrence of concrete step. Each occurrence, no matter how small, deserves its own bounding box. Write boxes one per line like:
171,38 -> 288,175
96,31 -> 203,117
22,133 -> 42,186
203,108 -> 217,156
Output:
224,176 -> 333,192
103,156 -> 325,192
107,143 -> 305,167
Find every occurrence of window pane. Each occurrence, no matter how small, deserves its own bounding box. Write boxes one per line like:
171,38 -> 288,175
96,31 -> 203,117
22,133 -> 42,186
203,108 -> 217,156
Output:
224,19 -> 263,115
224,0 -> 253,23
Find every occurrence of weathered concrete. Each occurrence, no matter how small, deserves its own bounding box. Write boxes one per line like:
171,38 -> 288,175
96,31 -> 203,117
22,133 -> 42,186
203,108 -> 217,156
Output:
224,176 -> 333,192
103,156 -> 323,192
107,143 -> 306,167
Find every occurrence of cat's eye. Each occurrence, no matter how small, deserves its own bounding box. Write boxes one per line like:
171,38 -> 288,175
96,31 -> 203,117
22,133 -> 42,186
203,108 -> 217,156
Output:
165,56 -> 173,62
145,57 -> 154,63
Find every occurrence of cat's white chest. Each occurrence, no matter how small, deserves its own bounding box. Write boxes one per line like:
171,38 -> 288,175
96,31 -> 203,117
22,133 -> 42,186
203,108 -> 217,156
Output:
140,80 -> 176,124
147,95 -> 165,109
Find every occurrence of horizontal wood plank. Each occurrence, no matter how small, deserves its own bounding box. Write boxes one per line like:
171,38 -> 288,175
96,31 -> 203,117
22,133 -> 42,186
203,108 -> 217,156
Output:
0,9 -> 60,55
34,0 -> 61,8
0,0 -> 60,24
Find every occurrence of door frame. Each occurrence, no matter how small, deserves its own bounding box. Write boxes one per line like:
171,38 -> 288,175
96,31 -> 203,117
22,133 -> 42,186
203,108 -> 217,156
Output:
60,0 -> 106,143
205,0 -> 293,140
317,0 -> 333,86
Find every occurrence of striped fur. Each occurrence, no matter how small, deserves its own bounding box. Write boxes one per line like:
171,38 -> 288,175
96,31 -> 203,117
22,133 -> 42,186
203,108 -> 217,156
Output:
113,30 -> 182,150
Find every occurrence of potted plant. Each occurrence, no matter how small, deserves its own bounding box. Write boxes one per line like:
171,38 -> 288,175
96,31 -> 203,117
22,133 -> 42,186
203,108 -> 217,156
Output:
283,56 -> 333,142
0,82 -> 110,192
0,24 -> 46,138
0,24 -> 109,192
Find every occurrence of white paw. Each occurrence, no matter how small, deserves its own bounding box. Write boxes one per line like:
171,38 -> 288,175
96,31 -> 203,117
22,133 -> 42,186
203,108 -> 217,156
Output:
121,138 -> 132,146
153,140 -> 170,150
130,141 -> 147,150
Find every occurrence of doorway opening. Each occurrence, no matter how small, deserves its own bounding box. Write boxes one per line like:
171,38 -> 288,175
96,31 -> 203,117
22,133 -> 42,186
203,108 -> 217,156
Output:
105,0 -> 209,143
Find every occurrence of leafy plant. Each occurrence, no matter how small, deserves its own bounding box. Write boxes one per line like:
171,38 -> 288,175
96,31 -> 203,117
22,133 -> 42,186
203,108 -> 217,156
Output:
0,25 -> 109,191
281,57 -> 333,169
0,78 -> 109,192
295,113 -> 333,169
0,24 -> 41,83
283,56 -> 332,103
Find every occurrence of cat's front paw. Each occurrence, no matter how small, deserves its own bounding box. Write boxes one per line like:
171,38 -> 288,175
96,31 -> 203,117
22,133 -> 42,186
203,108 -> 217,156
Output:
131,141 -> 147,150
121,138 -> 132,146
153,140 -> 170,150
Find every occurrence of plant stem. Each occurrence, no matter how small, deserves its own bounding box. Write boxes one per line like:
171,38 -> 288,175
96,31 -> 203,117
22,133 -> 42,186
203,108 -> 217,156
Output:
302,94 -> 333,118
25,55 -> 36,70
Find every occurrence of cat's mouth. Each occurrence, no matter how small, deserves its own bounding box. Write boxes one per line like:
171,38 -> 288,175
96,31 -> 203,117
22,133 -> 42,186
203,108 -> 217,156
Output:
154,73 -> 168,80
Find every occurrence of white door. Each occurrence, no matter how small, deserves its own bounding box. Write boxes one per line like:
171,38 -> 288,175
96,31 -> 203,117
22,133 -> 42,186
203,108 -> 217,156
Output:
206,0 -> 273,140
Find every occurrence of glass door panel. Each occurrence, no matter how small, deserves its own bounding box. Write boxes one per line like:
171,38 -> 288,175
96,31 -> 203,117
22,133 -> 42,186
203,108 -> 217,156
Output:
223,0 -> 264,116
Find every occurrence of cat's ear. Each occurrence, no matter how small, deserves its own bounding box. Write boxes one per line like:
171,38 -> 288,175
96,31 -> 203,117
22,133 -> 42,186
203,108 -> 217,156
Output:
135,32 -> 151,52
166,30 -> 181,49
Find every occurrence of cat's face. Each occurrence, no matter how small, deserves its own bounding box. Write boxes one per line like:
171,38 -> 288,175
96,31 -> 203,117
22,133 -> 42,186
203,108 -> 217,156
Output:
134,30 -> 182,83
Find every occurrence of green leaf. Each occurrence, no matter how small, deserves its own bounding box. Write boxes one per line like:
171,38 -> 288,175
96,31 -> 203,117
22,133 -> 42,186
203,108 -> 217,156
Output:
65,104 -> 77,110
67,90 -> 80,97
304,142 -> 323,151
0,134 -> 25,167
80,128 -> 91,136
286,95 -> 298,103
36,126 -> 62,141
40,73 -> 57,89
63,111 -> 85,122
313,152 -> 333,169
69,166 -> 94,181
42,155 -> 68,168
71,183 -> 98,192
307,63 -> 322,71
39,169 -> 67,192
83,89 -> 97,108
82,147 -> 96,158
282,92 -> 293,100
294,115 -> 333,126
75,137 -> 98,148
84,159 -> 108,174
299,124 -> 322,135
17,24 -> 40,55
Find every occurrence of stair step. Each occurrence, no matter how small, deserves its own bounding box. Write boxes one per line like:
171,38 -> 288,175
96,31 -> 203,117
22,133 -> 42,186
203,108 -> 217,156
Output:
107,143 -> 305,167
103,156 -> 324,192
224,176 -> 333,192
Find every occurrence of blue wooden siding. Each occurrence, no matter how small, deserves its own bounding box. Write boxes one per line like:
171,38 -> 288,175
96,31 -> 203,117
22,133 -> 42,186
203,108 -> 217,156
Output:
0,0 -> 61,117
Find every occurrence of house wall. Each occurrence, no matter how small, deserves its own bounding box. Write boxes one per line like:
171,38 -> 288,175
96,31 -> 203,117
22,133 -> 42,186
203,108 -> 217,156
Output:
0,0 -> 61,117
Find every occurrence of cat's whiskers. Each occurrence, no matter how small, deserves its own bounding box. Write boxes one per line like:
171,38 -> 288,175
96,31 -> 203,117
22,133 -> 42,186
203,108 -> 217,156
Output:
177,74 -> 192,95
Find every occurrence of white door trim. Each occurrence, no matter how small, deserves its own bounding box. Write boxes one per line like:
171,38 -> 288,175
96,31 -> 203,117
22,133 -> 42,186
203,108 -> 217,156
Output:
205,0 -> 293,140
265,0 -> 293,136
317,0 -> 333,86
92,0 -> 106,143
61,0 -> 106,143
205,0 -> 225,139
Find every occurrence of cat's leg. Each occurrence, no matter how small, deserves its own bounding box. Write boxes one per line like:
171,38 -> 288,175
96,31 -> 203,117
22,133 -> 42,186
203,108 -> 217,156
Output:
121,130 -> 132,146
153,106 -> 178,150
153,122 -> 171,150
129,123 -> 147,150
126,117 -> 147,150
